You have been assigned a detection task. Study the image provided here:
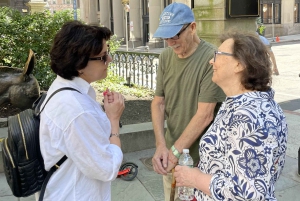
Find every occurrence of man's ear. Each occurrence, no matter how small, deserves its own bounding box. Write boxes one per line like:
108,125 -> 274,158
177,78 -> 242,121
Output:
190,22 -> 196,33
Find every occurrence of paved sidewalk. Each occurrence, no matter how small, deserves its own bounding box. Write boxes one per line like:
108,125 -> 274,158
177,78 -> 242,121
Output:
0,34 -> 300,201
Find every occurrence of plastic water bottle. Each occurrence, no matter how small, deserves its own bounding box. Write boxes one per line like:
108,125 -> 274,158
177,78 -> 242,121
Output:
178,149 -> 194,200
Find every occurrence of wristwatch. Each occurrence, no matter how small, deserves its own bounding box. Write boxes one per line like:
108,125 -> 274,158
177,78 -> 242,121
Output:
110,133 -> 120,138
171,145 -> 181,159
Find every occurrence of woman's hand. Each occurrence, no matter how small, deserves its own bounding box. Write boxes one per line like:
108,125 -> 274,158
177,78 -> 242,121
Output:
103,88 -> 114,103
103,91 -> 125,121
174,166 -> 200,188
174,166 -> 212,196
103,91 -> 125,148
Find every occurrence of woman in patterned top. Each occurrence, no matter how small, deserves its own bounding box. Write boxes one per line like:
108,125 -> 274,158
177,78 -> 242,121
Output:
174,30 -> 288,201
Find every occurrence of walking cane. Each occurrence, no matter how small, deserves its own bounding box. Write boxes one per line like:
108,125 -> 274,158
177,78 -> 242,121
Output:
170,168 -> 176,201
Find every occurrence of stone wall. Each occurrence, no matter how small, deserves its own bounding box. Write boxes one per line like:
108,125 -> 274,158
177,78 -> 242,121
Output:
194,0 -> 256,46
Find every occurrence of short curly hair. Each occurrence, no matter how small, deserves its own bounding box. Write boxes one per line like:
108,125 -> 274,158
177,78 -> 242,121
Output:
50,21 -> 112,80
220,30 -> 272,91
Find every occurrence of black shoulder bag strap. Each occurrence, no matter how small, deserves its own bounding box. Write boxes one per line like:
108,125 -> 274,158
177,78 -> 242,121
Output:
38,87 -> 81,201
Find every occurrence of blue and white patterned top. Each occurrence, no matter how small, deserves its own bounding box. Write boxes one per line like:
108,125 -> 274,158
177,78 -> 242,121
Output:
195,89 -> 288,201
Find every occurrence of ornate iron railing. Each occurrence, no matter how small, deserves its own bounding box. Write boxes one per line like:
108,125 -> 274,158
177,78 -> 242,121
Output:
111,51 -> 160,90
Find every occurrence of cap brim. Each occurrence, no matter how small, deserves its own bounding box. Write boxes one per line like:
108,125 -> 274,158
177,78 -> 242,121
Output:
153,24 -> 184,38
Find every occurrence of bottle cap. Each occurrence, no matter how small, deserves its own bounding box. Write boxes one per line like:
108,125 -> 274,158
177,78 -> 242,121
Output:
183,149 -> 189,153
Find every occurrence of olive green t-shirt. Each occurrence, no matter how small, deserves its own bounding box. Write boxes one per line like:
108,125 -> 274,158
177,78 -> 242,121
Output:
155,39 -> 225,163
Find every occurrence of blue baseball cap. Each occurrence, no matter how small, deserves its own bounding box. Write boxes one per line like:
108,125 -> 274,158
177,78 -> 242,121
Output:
153,3 -> 195,39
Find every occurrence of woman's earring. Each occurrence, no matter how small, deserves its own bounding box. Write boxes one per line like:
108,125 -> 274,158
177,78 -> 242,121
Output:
79,71 -> 83,75
105,62 -> 107,65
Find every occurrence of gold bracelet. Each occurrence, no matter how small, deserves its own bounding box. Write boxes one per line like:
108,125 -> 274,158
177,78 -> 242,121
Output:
110,133 -> 120,138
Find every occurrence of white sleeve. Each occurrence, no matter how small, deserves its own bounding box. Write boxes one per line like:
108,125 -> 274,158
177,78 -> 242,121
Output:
63,112 -> 123,182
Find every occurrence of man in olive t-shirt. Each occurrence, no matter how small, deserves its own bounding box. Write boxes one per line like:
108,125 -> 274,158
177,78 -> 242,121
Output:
151,3 -> 225,201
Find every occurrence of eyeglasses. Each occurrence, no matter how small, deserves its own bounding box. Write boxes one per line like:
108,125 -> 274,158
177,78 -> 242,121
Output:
213,51 -> 234,62
88,45 -> 110,65
163,23 -> 191,41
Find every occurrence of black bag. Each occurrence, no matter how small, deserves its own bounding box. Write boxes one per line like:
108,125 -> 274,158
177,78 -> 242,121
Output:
1,87 -> 80,199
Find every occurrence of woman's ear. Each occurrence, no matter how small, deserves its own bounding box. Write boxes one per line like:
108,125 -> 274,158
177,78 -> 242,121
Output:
234,62 -> 245,73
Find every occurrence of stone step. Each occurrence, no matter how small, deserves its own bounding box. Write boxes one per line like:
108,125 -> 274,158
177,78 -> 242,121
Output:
0,118 -> 7,128
0,122 -> 163,173
0,126 -> 7,173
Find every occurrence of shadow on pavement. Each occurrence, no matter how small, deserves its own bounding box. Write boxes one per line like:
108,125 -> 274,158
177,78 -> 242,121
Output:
279,98 -> 300,111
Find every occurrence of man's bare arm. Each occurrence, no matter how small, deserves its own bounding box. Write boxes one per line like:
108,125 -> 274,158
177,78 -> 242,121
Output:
174,102 -> 216,151
165,102 -> 217,172
151,96 -> 169,174
151,96 -> 166,147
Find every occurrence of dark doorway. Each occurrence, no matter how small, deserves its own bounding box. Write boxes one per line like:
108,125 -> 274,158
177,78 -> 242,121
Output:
142,0 -> 149,45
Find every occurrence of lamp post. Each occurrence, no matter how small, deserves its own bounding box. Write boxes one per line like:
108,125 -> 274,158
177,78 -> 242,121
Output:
122,0 -> 130,51
73,0 -> 77,20
272,3 -> 275,42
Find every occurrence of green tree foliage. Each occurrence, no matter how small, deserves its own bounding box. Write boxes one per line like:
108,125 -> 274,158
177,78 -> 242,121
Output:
0,7 -> 74,89
0,7 -> 123,90
0,7 -> 153,97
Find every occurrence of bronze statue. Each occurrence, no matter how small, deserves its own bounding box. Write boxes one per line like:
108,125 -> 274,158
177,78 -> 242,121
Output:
0,49 -> 40,110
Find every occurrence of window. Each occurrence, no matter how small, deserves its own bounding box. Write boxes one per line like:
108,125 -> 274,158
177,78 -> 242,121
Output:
52,0 -> 56,4
164,0 -> 171,8
63,0 -> 71,4
260,0 -> 281,24
295,1 -> 300,23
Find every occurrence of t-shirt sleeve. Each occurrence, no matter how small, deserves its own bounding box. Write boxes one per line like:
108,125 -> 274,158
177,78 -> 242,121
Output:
198,62 -> 225,103
155,53 -> 165,97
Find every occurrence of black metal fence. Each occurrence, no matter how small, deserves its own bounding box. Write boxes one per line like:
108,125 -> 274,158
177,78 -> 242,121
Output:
111,51 -> 160,90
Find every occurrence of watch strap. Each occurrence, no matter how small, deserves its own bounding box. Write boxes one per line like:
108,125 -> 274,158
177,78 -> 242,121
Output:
171,145 -> 181,159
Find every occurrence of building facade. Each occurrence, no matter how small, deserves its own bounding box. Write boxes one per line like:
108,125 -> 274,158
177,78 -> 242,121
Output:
78,0 -> 299,48
46,0 -> 74,13
260,0 -> 300,36
0,0 -> 75,13
0,0 -> 30,13
1,1 -> 299,46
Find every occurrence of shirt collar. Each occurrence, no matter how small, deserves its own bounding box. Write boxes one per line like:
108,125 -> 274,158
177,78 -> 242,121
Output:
54,75 -> 96,100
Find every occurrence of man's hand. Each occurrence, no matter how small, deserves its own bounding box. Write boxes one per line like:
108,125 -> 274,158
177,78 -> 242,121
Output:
166,149 -> 179,172
152,145 -> 169,175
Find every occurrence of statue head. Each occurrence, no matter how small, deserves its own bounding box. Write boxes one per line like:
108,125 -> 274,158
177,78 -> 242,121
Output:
0,49 -> 40,111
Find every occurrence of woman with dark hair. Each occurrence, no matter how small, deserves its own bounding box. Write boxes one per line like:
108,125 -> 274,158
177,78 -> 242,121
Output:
174,31 -> 288,201
39,21 -> 125,200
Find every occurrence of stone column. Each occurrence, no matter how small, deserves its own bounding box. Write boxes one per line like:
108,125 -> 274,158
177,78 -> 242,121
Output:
148,0 -> 163,48
174,0 -> 191,8
193,0 -> 256,46
100,0 -> 110,27
128,0 -> 142,46
89,0 -> 98,25
113,2 -> 124,40
25,0 -> 46,14
79,0 -> 98,25
87,0 -> 98,25
79,0 -> 87,22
